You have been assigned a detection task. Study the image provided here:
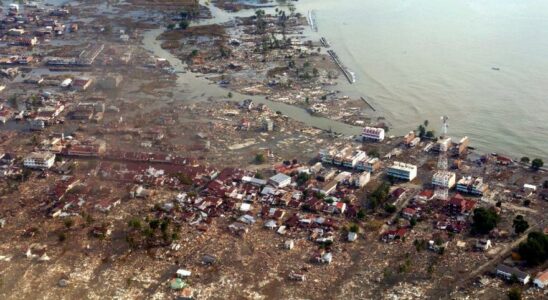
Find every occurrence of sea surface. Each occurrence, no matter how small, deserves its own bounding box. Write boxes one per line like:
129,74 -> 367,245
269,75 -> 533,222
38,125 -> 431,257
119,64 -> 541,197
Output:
296,0 -> 548,159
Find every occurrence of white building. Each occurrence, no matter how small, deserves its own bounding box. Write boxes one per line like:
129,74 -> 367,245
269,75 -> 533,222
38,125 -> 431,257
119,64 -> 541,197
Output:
24,152 -> 56,169
496,264 -> 530,285
342,150 -> 367,168
432,171 -> 456,188
319,147 -> 337,164
456,176 -> 488,196
434,137 -> 452,152
349,171 -> 370,188
333,146 -> 352,166
268,173 -> 291,188
387,162 -> 417,181
362,126 -> 385,142
355,157 -> 380,173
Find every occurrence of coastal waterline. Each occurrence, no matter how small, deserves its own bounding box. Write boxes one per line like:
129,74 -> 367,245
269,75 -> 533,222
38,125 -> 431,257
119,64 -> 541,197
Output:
146,0 -> 547,159
296,0 -> 548,159
141,28 -> 362,136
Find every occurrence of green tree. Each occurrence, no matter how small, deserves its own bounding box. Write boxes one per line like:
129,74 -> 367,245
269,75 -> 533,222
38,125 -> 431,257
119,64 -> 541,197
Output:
512,215 -> 529,234
227,92 -> 233,98
544,180 -> 548,189
410,218 -> 417,228
425,130 -> 435,138
423,120 -> 429,127
417,125 -> 426,138
384,204 -> 396,214
179,20 -> 190,30
296,172 -> 310,186
149,219 -> 160,230
160,219 -> 170,234
507,287 -> 521,300
518,231 -> 548,266
254,153 -> 266,164
369,182 -> 391,209
520,157 -> 530,164
531,158 -> 544,170
471,207 -> 500,235
167,23 -> 175,30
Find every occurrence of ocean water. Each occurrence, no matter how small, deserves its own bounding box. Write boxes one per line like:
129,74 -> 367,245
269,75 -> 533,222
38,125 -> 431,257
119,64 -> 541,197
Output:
296,0 -> 548,159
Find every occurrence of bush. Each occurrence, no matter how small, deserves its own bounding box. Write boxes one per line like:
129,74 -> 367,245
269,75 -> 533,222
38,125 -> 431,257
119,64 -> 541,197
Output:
507,287 -> 522,300
348,224 -> 359,233
254,154 -> 266,164
357,209 -> 366,220
64,218 -> 74,229
520,157 -> 530,164
149,219 -> 160,230
176,173 -> 193,185
128,218 -> 141,230
58,232 -> 67,242
179,20 -> 190,30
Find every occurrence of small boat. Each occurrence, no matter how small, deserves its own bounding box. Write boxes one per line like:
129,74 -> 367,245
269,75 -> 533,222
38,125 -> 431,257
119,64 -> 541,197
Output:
491,67 -> 500,71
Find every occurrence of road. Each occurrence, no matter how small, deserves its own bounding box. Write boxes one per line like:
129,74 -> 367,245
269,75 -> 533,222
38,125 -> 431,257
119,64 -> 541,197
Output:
451,218 -> 546,293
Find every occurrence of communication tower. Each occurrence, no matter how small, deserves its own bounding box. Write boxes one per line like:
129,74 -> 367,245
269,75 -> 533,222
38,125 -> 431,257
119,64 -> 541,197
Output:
435,116 -> 449,200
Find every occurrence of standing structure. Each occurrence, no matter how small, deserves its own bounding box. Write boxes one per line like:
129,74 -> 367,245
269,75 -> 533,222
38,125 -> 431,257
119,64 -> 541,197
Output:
435,116 -> 449,200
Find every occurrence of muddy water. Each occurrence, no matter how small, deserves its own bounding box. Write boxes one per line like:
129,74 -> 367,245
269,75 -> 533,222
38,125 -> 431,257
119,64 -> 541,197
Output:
141,28 -> 362,136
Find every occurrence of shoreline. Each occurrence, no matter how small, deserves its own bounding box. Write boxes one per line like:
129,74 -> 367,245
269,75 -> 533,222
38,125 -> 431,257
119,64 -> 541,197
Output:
152,2 -> 544,162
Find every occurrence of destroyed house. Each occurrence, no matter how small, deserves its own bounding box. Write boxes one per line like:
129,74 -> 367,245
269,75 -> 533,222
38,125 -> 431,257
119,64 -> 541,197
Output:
447,194 -> 476,215
381,228 -> 407,242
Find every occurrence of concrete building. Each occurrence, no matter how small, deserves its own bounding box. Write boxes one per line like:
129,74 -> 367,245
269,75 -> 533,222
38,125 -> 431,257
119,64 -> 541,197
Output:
452,136 -> 469,156
268,173 -> 291,188
355,157 -> 381,173
403,131 -> 416,145
342,150 -> 366,168
387,162 -> 417,181
362,126 -> 385,142
433,137 -> 452,152
319,147 -> 337,164
349,171 -> 370,188
262,118 -> 274,132
456,176 -> 488,196
24,152 -> 56,169
496,264 -> 530,285
333,147 -> 352,166
432,171 -> 456,188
